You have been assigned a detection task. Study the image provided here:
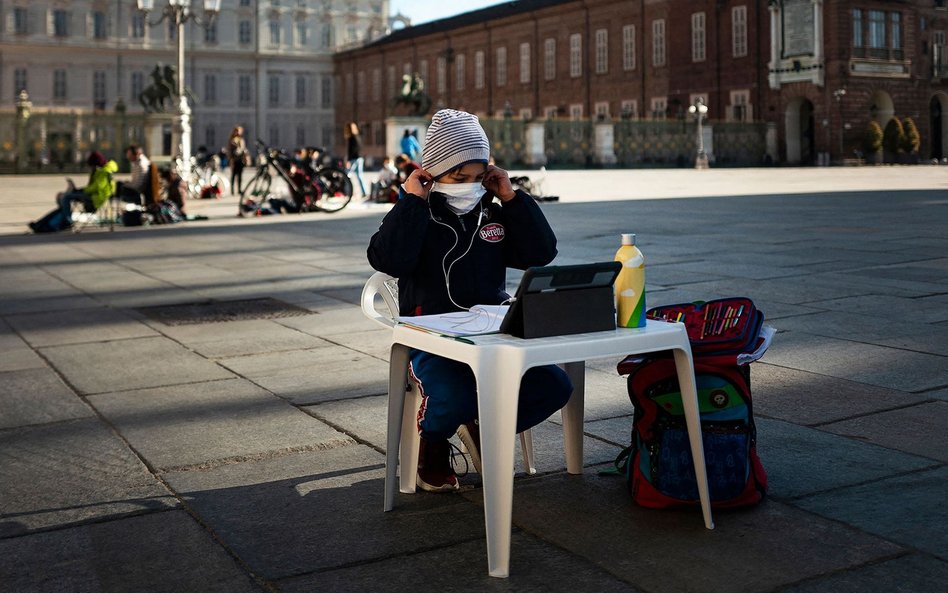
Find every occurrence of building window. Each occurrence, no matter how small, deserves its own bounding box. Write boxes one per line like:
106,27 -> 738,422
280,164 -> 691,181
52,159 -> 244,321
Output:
729,90 -> 751,122
239,21 -> 252,44
652,19 -> 666,67
852,9 -> 863,48
436,56 -> 447,93
403,62 -> 412,77
93,71 -> 107,110
205,74 -> 217,104
569,103 -> 583,120
868,10 -> 885,49
269,75 -> 280,106
595,29 -> 608,74
456,53 -> 466,91
620,99 -> 638,120
205,21 -> 218,44
269,18 -> 281,45
692,12 -> 706,62
372,68 -> 381,102
269,125 -> 280,146
240,0 -> 251,6
14,7 -> 28,34
544,38 -> 556,80
419,60 -> 428,86
386,66 -> 395,101
650,96 -> 667,120
92,11 -> 108,39
520,108 -> 532,120
321,75 -> 332,109
14,69 -> 27,95
296,75 -> 307,106
345,73 -> 353,103
474,51 -> 485,89
297,20 -> 307,46
53,10 -> 69,37
239,75 -> 252,105
206,125 -> 216,148
732,6 -> 747,57
519,42 -> 531,83
131,72 -> 144,99
168,19 -> 176,40
569,33 -> 582,77
131,13 -> 146,39
297,125 -> 306,148
891,12 -> 902,57
544,105 -> 558,119
53,70 -> 67,100
622,26 -> 635,71
356,71 -> 364,104
594,101 -> 610,120
321,23 -> 334,48
496,46 -> 507,86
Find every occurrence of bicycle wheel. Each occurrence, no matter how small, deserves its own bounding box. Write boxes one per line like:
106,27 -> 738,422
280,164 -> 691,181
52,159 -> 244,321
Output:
312,167 -> 353,213
239,170 -> 271,214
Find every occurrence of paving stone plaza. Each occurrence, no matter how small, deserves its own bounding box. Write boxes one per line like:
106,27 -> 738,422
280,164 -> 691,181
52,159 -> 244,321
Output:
0,167 -> 946,591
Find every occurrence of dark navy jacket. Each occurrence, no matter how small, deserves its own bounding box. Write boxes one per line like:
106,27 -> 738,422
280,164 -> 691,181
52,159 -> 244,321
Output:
367,190 -> 558,316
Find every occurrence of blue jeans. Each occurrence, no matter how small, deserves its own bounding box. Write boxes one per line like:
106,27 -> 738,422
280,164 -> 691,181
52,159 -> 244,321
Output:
347,157 -> 366,197
57,191 -> 90,225
409,349 -> 573,441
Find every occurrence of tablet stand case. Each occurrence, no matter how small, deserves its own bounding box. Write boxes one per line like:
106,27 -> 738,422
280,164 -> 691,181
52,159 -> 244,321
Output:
505,285 -> 616,339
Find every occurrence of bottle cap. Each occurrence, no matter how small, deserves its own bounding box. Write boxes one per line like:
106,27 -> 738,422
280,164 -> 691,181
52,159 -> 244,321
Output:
621,233 -> 636,246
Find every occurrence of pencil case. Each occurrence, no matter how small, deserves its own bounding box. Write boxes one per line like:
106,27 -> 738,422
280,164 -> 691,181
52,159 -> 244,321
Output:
645,297 -> 764,356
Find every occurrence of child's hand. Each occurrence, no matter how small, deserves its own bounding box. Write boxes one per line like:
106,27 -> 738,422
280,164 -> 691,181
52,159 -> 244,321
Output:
403,168 -> 434,200
482,165 -> 516,202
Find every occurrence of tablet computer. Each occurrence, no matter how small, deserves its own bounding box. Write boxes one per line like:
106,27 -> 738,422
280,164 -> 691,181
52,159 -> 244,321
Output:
500,261 -> 621,338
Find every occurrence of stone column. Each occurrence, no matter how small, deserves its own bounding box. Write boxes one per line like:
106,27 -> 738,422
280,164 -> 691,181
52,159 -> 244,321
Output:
594,121 -> 617,166
768,3 -> 780,89
524,122 -> 546,167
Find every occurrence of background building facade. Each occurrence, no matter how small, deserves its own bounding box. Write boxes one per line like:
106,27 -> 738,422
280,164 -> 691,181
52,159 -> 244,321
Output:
1,0 -> 389,167
335,0 -> 948,166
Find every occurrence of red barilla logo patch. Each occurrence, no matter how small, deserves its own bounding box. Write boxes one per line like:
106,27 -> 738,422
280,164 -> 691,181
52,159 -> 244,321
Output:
479,223 -> 505,242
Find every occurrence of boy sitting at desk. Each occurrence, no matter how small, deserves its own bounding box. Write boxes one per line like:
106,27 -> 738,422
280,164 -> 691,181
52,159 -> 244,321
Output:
367,109 -> 572,491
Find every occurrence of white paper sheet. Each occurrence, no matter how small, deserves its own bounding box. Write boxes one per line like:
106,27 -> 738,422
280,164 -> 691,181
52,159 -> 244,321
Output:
397,305 -> 511,337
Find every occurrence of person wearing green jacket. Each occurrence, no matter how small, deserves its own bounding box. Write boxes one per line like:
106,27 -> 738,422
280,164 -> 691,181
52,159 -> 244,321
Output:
29,151 -> 118,233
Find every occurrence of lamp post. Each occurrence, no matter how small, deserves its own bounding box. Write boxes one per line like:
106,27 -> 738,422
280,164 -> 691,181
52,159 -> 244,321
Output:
135,0 -> 220,176
833,88 -> 846,163
15,89 -> 32,173
688,98 -> 709,169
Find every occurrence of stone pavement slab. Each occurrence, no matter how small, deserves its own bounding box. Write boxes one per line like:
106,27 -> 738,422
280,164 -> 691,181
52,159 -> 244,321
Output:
40,336 -> 235,395
755,418 -> 937,499
163,444 -> 486,581
819,401 -> 948,462
88,378 -> 354,472
509,471 -> 904,593
147,318 -> 331,359
218,344 -> 389,404
795,466 -> 948,560
276,531 -> 641,593
764,330 -> 948,392
0,510 -> 263,593
0,367 -> 93,429
6,307 -> 157,348
0,418 -> 176,536
751,363 -> 929,425
778,554 -> 948,593
0,319 -> 45,372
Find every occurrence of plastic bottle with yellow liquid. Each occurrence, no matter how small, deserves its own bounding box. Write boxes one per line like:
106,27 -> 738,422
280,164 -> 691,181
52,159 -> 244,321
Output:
615,233 -> 646,328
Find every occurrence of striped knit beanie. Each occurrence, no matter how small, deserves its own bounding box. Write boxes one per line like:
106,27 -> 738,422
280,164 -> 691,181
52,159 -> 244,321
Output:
422,109 -> 490,179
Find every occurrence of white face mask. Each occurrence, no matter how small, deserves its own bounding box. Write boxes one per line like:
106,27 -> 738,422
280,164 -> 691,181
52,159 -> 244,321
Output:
431,181 -> 487,215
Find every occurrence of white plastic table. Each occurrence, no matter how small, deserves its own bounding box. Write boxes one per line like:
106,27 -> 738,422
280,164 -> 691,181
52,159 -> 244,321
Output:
384,319 -> 714,578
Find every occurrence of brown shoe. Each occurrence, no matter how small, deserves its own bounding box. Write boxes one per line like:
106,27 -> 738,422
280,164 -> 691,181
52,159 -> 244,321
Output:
456,421 -> 482,475
417,437 -> 459,492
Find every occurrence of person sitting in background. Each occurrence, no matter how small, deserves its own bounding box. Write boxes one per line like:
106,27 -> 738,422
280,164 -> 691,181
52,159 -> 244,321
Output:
394,153 -> 420,188
117,145 -> 151,205
29,151 -> 118,233
370,156 -> 400,203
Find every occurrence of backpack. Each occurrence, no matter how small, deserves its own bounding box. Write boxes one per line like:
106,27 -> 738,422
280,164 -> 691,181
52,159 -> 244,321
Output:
614,297 -> 771,509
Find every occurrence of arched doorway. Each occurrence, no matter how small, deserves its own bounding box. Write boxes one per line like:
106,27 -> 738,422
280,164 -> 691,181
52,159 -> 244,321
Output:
930,94 -> 948,160
785,98 -> 815,165
868,90 -> 895,127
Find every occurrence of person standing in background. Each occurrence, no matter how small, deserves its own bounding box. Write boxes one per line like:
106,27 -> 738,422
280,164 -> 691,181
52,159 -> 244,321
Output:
228,126 -> 248,199
344,122 -> 367,199
400,129 -> 421,162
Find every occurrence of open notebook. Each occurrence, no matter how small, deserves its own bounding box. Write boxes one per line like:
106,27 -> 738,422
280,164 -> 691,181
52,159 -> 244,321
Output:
397,304 -> 510,337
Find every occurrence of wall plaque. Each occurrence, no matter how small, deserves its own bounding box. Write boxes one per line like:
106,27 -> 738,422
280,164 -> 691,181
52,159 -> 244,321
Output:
782,0 -> 814,58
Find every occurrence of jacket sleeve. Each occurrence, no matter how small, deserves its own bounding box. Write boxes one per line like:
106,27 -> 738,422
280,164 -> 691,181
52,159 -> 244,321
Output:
367,193 -> 431,278
499,190 -> 558,270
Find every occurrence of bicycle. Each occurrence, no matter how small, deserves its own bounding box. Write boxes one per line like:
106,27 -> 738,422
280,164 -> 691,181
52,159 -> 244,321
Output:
173,155 -> 230,200
239,141 -> 353,215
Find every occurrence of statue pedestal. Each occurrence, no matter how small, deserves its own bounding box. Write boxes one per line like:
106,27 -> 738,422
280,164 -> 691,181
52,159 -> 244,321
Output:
386,117 -> 428,162
143,113 -> 175,165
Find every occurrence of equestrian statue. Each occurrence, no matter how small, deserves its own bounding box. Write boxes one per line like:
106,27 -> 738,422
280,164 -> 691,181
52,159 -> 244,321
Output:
391,72 -> 431,117
139,64 -> 198,113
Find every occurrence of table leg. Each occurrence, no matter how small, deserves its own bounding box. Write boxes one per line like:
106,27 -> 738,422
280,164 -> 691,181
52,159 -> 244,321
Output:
385,343 -> 411,512
560,361 -> 586,474
473,358 -> 522,578
672,347 -> 715,530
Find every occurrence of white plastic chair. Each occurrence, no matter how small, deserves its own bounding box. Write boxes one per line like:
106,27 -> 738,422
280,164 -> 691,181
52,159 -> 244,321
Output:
360,271 -> 537,483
